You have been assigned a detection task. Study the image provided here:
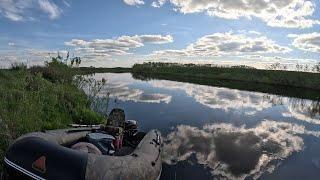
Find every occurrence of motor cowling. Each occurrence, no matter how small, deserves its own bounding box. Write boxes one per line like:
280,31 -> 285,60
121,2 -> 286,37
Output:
124,120 -> 139,137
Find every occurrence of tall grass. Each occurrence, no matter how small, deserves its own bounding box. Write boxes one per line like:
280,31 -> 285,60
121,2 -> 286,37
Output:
0,58 -> 105,172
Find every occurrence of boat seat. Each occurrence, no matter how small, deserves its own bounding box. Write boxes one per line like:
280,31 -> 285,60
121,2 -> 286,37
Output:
106,108 -> 125,129
104,108 -> 125,136
104,108 -> 126,150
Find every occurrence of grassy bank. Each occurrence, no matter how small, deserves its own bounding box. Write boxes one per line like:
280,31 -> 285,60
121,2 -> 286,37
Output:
132,62 -> 320,100
78,67 -> 131,74
0,60 -> 105,171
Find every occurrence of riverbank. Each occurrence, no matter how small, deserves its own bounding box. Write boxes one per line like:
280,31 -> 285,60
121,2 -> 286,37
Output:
71,63 -> 320,100
0,60 -> 105,171
78,67 -> 132,74
131,63 -> 320,100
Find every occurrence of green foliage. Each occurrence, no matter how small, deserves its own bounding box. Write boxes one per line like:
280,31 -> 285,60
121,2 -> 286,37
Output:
0,59 -> 104,171
73,108 -> 104,125
77,67 -> 131,75
132,62 -> 320,90
42,58 -> 75,83
10,62 -> 27,71
132,62 -> 320,100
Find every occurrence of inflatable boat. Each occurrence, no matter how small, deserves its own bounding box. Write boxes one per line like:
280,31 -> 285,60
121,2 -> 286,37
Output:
3,109 -> 162,180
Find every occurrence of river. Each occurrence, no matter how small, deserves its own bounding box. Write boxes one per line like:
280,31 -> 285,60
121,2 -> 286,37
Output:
90,73 -> 320,180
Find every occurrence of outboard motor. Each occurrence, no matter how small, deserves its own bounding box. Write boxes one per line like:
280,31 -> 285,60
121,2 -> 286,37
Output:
125,120 -> 139,137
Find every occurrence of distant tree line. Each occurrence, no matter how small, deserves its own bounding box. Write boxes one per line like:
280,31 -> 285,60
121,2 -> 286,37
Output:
132,61 -> 320,73
266,62 -> 320,72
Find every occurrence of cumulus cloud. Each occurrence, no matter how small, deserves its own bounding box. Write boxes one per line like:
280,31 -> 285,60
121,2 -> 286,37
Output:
163,120 -> 320,179
149,32 -> 291,59
123,0 -> 144,6
0,0 -> 62,21
150,0 -> 320,28
138,34 -> 173,44
288,32 -> 320,53
65,34 -> 173,60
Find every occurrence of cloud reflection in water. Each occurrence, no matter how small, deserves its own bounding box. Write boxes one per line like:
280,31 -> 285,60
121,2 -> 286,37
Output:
151,80 -> 320,125
84,73 -> 172,104
163,120 -> 320,180
100,82 -> 172,104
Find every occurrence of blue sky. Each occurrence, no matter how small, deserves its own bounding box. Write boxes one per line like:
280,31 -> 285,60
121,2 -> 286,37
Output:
0,0 -> 319,68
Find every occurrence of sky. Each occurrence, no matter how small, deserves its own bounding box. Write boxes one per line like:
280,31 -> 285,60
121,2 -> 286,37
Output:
0,0 -> 319,69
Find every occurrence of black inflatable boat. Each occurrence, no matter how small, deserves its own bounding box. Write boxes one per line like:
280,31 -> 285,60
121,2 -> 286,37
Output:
3,109 -> 162,180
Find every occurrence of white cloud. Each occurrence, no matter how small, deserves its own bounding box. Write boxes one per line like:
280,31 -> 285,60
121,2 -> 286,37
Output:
151,0 -> 166,8
138,34 -> 173,44
0,0 -> 62,21
0,48 -> 69,68
0,55 -> 20,68
123,0 -> 144,6
65,39 -> 90,47
151,0 -> 320,28
288,32 -> 320,53
149,32 -> 291,58
151,49 -> 188,58
248,31 -> 261,35
65,34 -> 173,60
8,42 -> 15,46
38,0 -> 61,19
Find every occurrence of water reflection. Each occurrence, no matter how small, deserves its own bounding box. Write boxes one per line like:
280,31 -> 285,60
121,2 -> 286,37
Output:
100,82 -> 172,104
151,81 -> 276,114
263,95 -> 320,125
150,80 -> 320,124
163,120 -> 319,180
84,73 -> 320,179
84,73 -> 172,104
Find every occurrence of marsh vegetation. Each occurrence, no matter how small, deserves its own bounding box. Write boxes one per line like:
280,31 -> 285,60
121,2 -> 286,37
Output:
0,58 -> 107,171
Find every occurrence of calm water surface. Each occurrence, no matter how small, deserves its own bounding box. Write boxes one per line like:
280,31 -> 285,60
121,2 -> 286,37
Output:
91,73 -> 320,180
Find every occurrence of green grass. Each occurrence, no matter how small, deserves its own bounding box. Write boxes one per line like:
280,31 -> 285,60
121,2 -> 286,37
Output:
77,67 -> 131,74
0,60 -> 104,171
132,62 -> 320,100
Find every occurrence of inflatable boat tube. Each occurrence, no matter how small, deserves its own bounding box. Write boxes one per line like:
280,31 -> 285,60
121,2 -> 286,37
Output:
3,128 -> 162,180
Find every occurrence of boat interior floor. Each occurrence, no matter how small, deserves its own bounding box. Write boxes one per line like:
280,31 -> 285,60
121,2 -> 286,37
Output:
114,146 -> 135,156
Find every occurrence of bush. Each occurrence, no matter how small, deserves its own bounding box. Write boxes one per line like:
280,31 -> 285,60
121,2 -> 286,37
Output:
42,58 -> 75,83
